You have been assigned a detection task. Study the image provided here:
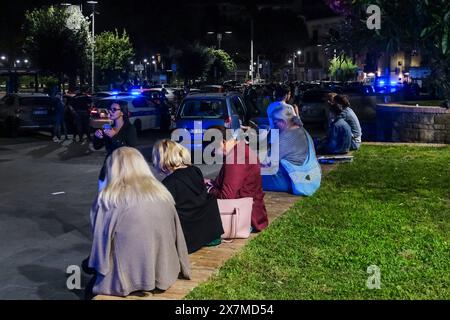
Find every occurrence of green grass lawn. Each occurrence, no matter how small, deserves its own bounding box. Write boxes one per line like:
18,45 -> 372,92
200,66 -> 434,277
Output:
187,145 -> 450,300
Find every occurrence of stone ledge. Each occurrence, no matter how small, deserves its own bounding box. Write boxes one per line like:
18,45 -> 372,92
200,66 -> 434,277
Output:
377,104 -> 449,114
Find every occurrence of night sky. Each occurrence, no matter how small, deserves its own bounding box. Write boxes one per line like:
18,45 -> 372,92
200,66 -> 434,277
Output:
0,0 -> 334,62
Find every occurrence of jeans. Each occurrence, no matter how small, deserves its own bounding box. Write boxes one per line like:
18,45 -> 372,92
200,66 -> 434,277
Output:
53,116 -> 67,139
262,166 -> 292,193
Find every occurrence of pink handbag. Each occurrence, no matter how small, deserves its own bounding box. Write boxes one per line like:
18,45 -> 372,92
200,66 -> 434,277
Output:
217,197 -> 253,239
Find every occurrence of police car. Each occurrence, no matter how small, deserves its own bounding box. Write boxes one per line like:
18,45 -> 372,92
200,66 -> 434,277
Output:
90,94 -> 165,132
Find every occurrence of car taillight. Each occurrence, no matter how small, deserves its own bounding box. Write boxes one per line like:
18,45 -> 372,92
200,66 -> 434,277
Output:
224,116 -> 232,128
90,108 -> 98,116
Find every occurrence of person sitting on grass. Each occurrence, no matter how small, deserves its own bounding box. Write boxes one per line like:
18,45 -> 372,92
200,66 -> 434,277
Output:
333,94 -> 362,150
153,140 -> 224,254
316,102 -> 352,155
87,147 -> 190,298
261,106 -> 312,193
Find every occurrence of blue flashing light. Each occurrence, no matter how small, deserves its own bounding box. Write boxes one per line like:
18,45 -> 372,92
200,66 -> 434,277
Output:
111,91 -> 119,95
390,81 -> 398,86
131,91 -> 141,96
378,80 -> 385,86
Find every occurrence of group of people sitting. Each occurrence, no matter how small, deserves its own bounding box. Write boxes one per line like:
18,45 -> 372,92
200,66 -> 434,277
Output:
85,87 -> 362,298
87,119 -> 269,298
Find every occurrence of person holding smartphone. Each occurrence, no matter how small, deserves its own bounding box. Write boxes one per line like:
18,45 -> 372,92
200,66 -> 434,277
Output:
93,101 -> 138,191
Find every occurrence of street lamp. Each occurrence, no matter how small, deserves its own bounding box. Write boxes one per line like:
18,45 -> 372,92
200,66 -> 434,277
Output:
87,1 -> 98,94
291,50 -> 302,81
207,31 -> 232,50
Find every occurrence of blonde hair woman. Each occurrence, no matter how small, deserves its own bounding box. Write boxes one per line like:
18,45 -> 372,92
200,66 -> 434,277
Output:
153,140 -> 224,254
88,147 -> 190,297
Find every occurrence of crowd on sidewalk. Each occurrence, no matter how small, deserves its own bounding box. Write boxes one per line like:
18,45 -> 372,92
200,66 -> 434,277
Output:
81,84 -> 362,298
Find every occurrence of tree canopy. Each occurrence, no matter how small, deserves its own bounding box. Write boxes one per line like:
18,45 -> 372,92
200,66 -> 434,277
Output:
329,56 -> 358,81
327,0 -> 450,102
24,6 -> 90,86
95,30 -> 135,84
206,49 -> 236,82
174,44 -> 212,84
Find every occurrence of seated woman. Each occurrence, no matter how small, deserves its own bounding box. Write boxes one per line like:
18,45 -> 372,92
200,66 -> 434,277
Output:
206,126 -> 269,232
261,106 -> 312,193
316,102 -> 352,155
88,147 -> 190,297
152,140 -> 224,254
333,94 -> 362,150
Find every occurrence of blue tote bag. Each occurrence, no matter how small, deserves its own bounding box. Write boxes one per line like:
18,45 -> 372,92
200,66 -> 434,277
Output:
280,130 -> 322,196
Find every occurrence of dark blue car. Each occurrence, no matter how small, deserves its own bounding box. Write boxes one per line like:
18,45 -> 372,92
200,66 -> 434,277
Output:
174,92 -> 248,151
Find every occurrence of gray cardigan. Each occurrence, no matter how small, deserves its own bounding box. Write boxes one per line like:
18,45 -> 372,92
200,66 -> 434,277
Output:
88,197 -> 191,296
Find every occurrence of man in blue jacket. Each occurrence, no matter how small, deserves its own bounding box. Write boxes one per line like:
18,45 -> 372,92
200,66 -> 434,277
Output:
316,102 -> 352,155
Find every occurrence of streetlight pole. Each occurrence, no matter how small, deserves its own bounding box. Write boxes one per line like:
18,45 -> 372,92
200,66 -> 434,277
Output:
250,19 -> 254,84
292,50 -> 301,81
87,1 -> 98,94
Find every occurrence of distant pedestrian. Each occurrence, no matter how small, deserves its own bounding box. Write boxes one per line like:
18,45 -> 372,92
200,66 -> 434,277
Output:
71,93 -> 92,142
51,89 -> 67,143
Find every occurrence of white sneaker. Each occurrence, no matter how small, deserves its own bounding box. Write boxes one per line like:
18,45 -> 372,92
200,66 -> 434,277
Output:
53,137 -> 60,143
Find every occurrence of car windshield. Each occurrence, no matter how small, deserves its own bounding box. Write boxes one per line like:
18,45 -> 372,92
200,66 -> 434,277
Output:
180,99 -> 226,118
19,97 -> 51,106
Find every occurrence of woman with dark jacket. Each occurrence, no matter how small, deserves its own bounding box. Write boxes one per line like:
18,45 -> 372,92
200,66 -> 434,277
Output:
153,140 -> 224,254
93,101 -> 137,190
205,126 -> 269,232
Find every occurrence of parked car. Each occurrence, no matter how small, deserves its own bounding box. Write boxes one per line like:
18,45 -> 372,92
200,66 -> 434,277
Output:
0,93 -> 53,136
90,94 -> 167,132
174,92 -> 249,151
299,89 -> 332,125
200,85 -> 225,93
91,91 -> 121,103
140,88 -> 176,102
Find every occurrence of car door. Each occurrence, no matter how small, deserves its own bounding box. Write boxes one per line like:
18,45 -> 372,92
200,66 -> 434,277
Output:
131,97 -> 158,130
230,96 -> 246,128
0,95 -> 11,120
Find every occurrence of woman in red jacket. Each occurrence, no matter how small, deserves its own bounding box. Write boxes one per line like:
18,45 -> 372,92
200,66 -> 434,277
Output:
205,126 -> 269,232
